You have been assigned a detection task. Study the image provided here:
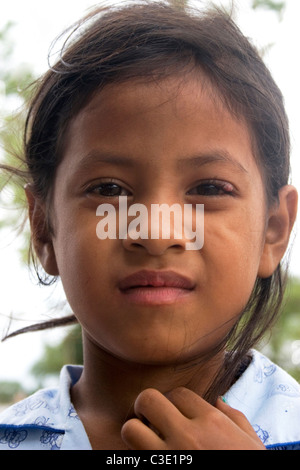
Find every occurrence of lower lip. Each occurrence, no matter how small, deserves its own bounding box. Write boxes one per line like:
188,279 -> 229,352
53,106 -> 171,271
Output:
119,286 -> 194,305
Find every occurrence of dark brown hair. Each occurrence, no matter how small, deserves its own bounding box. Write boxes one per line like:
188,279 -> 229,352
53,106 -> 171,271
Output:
1,1 -> 291,402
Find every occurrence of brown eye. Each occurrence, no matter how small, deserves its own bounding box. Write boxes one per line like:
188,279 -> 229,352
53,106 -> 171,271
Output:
88,182 -> 131,197
188,181 -> 234,196
96,183 -> 123,196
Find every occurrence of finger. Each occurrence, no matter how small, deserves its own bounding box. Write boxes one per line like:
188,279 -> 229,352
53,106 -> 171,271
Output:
165,387 -> 208,419
133,388 -> 185,438
216,398 -> 259,438
121,417 -> 165,450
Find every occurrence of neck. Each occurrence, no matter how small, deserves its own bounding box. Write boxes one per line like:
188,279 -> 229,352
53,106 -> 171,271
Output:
71,335 -> 224,425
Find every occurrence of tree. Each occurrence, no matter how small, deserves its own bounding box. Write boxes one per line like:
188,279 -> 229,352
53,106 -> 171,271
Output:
0,22 -> 34,264
251,0 -> 285,18
263,277 -> 300,381
0,380 -> 25,404
167,0 -> 189,8
0,24 -> 82,389
30,326 -> 83,382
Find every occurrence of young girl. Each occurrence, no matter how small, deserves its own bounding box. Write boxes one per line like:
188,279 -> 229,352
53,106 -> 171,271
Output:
0,1 -> 299,450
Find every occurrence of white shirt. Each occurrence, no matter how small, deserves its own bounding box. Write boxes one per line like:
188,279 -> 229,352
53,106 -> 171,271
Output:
0,350 -> 299,450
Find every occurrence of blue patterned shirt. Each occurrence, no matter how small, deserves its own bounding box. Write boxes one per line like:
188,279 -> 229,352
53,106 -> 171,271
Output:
0,350 -> 299,450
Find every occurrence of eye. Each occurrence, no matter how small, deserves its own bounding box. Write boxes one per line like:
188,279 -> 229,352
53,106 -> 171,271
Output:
86,181 -> 131,198
187,180 -> 235,197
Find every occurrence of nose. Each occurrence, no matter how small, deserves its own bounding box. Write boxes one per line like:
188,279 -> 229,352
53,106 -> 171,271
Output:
123,234 -> 185,256
121,202 -> 189,256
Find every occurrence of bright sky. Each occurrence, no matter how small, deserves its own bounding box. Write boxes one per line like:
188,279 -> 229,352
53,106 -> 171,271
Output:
0,0 -> 299,389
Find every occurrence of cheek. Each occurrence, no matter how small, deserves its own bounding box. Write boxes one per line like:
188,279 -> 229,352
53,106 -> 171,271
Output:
205,203 -> 265,257
52,220 -> 116,307
203,210 -> 266,299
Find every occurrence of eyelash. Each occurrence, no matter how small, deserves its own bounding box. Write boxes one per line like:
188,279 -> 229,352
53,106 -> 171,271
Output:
187,180 -> 235,197
86,180 -> 131,198
86,179 -> 235,198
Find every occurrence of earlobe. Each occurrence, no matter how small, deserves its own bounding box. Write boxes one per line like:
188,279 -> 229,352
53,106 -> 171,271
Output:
25,185 -> 59,276
258,185 -> 298,278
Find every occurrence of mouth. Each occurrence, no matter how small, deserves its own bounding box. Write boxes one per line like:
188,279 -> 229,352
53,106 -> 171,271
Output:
118,270 -> 196,305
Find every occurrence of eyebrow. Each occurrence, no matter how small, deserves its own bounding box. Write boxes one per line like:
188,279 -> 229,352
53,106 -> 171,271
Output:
76,149 -> 249,174
76,151 -> 136,171
177,151 -> 249,174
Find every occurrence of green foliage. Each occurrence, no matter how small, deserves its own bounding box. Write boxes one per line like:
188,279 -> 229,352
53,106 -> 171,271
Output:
269,278 -> 300,351
251,0 -> 286,19
0,380 -> 24,404
0,22 -> 34,101
0,22 -> 35,259
263,277 -> 300,381
167,0 -> 189,9
30,326 -> 83,380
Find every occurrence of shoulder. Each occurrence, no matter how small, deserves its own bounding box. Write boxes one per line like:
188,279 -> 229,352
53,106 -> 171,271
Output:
225,350 -> 300,449
0,365 -> 90,450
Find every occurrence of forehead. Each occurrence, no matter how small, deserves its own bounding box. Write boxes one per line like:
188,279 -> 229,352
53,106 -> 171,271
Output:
62,75 -> 259,176
78,74 -> 233,127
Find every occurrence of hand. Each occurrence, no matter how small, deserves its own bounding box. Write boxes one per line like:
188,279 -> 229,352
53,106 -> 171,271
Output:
121,387 -> 265,450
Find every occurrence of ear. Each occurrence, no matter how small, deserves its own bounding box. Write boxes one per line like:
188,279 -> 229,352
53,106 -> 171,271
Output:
258,185 -> 298,278
25,185 -> 59,276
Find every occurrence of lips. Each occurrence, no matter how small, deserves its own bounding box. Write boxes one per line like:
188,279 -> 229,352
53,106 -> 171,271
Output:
119,270 -> 195,290
118,270 -> 195,304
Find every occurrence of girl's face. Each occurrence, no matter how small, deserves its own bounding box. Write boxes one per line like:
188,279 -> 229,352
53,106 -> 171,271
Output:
50,75 -> 269,365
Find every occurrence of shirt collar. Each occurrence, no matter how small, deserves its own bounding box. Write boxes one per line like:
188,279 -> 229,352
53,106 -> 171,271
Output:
0,364 -> 92,449
224,349 -> 300,448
